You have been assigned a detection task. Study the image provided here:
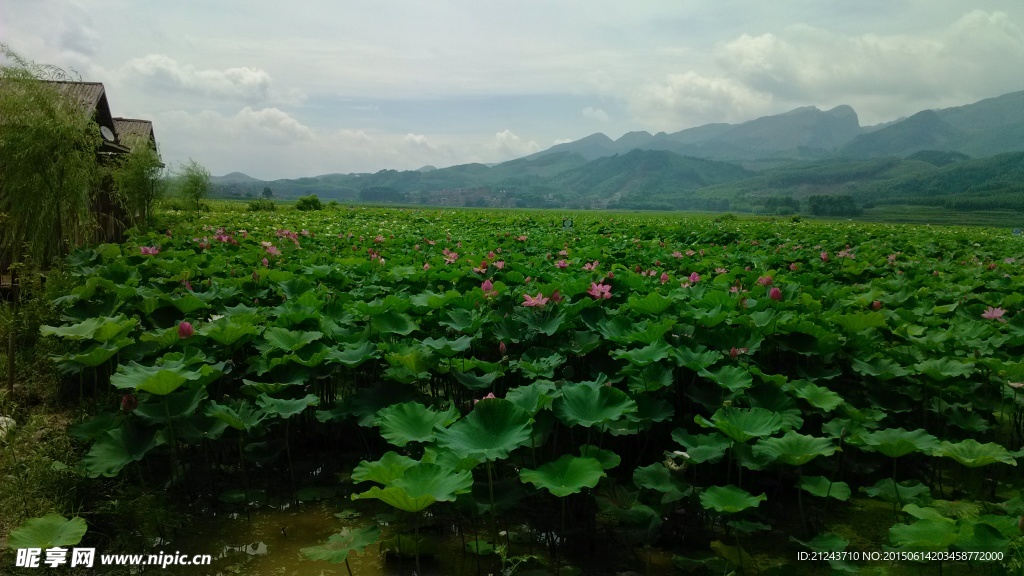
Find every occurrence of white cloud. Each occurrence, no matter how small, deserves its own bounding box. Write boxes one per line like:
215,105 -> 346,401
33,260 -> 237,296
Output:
491,130 -> 540,158
629,71 -> 774,128
553,138 -> 574,145
582,106 -> 610,122
124,54 -> 273,101
404,133 -> 438,151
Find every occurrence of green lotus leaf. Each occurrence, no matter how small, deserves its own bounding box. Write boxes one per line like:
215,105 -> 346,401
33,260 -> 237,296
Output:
695,407 -> 786,443
439,308 -> 485,333
627,292 -> 673,315
594,315 -> 633,343
521,309 -> 566,336
421,335 -> 474,356
915,357 -> 975,381
889,519 -> 957,550
628,397 -> 675,423
346,381 -> 420,427
579,444 -> 621,470
8,513 -> 88,550
626,362 -> 674,394
699,485 -> 766,514
452,370 -> 498,391
831,312 -> 886,333
258,327 -> 323,352
437,399 -> 533,462
633,462 -> 688,503
799,476 -> 851,501
520,455 -> 605,497
862,479 -> 932,506
788,380 -> 844,412
392,462 -> 473,503
84,421 -> 164,478
673,346 -> 722,371
955,520 -> 1009,554
111,352 -> 225,395
372,310 -> 417,335
554,382 -> 637,428
167,293 -> 209,314
860,428 -> 940,458
613,339 -> 674,366
40,314 -> 138,342
375,401 -> 460,447
352,452 -> 418,485
671,429 -> 731,464
257,393 -> 319,419
68,412 -> 120,442
421,445 -> 480,472
752,431 -> 837,466
204,399 -> 267,432
324,339 -> 379,367
700,365 -> 753,393
515,349 -> 564,379
465,540 -> 495,556
301,525 -> 380,564
197,319 -> 260,346
931,439 -> 1017,467
790,532 -> 849,553
134,383 -> 208,424
52,337 -> 134,371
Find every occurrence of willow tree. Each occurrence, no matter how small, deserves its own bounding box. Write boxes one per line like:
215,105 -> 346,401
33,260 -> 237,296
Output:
0,45 -> 101,269
112,143 -> 164,229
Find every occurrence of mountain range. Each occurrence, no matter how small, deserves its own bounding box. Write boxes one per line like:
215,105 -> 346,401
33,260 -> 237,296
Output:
211,89 -> 1024,213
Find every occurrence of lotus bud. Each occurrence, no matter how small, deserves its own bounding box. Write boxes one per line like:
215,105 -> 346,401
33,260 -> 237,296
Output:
178,321 -> 194,339
769,287 -> 783,301
499,341 -> 507,355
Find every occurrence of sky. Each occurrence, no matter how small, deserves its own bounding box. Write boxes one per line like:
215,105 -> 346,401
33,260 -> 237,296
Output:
3,1 -> 1024,180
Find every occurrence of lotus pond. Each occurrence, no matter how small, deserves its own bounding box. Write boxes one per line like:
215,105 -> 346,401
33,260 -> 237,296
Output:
22,207 -> 1024,575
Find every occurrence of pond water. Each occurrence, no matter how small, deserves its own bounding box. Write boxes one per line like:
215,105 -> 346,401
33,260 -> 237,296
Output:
162,499 -> 678,576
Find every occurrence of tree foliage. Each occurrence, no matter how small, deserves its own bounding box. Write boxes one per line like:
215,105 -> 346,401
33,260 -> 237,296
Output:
0,45 -> 101,268
112,144 -> 164,228
175,159 -> 211,215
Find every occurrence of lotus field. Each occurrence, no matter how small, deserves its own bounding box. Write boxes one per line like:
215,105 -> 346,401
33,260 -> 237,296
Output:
41,207 -> 1024,574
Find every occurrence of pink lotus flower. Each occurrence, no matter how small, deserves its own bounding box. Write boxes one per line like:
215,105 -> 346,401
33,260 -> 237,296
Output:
473,260 -> 488,274
444,252 -> 459,265
474,392 -> 496,405
588,282 -> 612,300
262,257 -> 269,267
685,250 -> 695,257
729,347 -> 748,360
493,260 -> 505,270
757,276 -> 773,286
140,246 -> 160,255
820,251 -> 829,262
769,287 -> 783,301
582,260 -> 598,272
789,263 -> 799,271
688,272 -> 700,284
982,306 -> 1008,322
660,272 -> 670,284
672,251 -> 684,258
499,341 -> 507,355
423,262 -> 431,270
522,292 -> 550,307
715,267 -> 728,275
555,259 -> 568,269
481,279 -> 498,298
178,321 -> 194,339
550,290 -> 563,303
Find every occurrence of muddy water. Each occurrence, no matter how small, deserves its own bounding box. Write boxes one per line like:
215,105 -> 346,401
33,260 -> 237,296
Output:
163,500 -> 677,576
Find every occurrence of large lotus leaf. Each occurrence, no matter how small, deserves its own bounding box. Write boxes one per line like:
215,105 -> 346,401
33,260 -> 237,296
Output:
452,370 -> 498,391
700,365 -> 753,393
889,518 -> 957,550
579,444 -> 621,470
633,462 -> 688,503
955,520 -> 1010,554
372,310 -> 417,335
628,292 -> 673,315
862,479 -> 933,506
613,339 -> 674,367
626,362 -> 674,394
346,381 -> 421,427
257,393 -> 319,419
674,346 -> 722,371
353,463 -> 472,512
166,293 -> 208,314
352,452 -> 418,485
699,485 -> 767,514
695,407 -> 786,443
790,532 -> 849,553
421,445 -> 480,472
515,349 -> 564,379
324,339 -> 378,367
204,399 -> 267,432
520,455 -> 604,497
134,383 -> 208,424
915,357 -> 975,382
672,429 -> 731,464
52,337 -> 134,371
111,351 -> 225,396
799,476 -> 851,501
554,382 -> 637,428
197,319 -> 260,346
301,525 -> 380,564
788,380 -> 844,412
69,412 -> 120,442
504,381 -> 555,415
84,421 -> 164,478
384,341 -> 434,375
931,439 -> 1017,467
436,398 -> 533,462
628,397 -> 675,424
40,314 -> 138,342
440,308 -> 486,333
520,309 -> 567,336
393,462 -> 473,502
258,327 -> 322,353
375,402 -> 460,446
860,428 -> 940,458
8,513 -> 88,549
752,431 -> 837,466
421,335 -> 474,356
